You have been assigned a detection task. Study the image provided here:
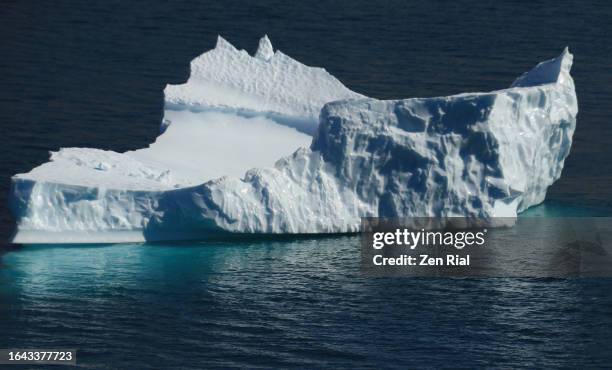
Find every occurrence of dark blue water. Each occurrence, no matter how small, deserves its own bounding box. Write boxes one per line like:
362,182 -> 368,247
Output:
2,235 -> 612,368
1,0 -> 612,368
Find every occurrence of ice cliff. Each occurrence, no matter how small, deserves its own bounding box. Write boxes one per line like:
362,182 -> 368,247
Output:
9,37 -> 577,243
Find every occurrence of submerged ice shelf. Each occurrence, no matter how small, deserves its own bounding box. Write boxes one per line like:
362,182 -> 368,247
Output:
9,36 -> 577,243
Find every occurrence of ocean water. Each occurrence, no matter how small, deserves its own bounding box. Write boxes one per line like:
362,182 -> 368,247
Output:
2,233 -> 612,368
1,0 -> 612,368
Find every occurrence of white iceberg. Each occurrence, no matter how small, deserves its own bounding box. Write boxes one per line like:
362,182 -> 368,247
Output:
9,37 -> 577,243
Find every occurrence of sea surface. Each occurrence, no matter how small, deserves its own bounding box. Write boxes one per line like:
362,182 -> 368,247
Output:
1,0 -> 612,368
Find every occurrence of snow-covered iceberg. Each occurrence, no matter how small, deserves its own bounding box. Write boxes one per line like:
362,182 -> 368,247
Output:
9,37 -> 577,243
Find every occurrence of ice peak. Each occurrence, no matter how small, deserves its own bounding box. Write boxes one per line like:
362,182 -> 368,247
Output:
511,48 -> 573,88
255,35 -> 274,61
215,35 -> 237,51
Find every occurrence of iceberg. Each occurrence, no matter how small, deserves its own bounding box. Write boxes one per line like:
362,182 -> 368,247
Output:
9,36 -> 577,243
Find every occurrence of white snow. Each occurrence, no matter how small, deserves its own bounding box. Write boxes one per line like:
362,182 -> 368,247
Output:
14,112 -> 311,191
164,35 -> 364,135
9,38 -> 578,244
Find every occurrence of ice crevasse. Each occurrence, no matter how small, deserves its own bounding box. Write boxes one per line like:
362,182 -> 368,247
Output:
9,36 -> 578,243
